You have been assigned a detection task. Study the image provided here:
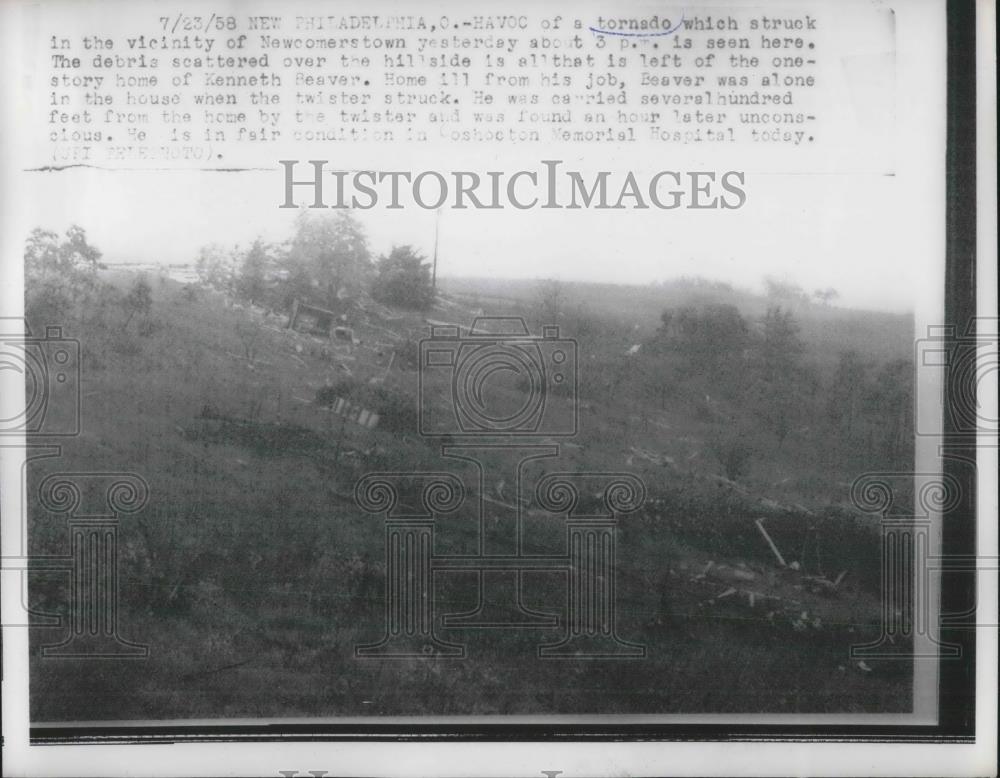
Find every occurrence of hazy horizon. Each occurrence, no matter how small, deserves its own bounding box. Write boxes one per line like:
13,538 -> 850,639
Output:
20,167 -> 921,314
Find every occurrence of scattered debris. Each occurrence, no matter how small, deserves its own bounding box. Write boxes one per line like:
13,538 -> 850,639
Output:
711,474 -> 747,493
333,326 -> 355,344
706,563 -> 758,585
287,299 -> 344,338
321,396 -> 381,430
179,658 -> 252,681
755,518 -> 788,568
482,494 -> 525,512
374,350 -> 395,382
801,570 -> 848,597
424,318 -> 468,333
224,351 -> 272,367
629,446 -> 675,468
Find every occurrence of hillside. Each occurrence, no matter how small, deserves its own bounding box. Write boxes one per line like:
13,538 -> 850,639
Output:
27,269 -> 913,721
440,275 -> 914,364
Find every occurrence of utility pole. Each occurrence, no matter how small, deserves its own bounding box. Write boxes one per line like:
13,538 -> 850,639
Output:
431,207 -> 441,292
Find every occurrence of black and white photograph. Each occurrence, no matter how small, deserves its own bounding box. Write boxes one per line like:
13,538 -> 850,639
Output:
0,0 -> 995,776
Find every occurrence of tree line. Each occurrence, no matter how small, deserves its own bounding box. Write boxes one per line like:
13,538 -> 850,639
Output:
24,226 -> 153,334
639,302 -> 912,477
195,211 -> 436,313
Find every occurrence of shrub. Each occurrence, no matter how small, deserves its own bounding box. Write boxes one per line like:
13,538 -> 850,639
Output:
371,245 -> 434,310
395,339 -> 420,371
709,426 -> 756,481
121,275 -> 153,332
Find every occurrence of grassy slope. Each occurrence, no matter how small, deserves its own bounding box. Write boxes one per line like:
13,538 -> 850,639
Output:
28,271 -> 911,720
439,276 -> 914,363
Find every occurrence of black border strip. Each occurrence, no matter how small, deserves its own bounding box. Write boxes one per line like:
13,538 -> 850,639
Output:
937,0 -> 978,739
28,0 -> 979,746
24,723 -> 975,745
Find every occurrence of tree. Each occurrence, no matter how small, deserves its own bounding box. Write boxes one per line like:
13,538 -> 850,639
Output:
371,245 -> 435,310
24,225 -> 102,325
748,306 -> 807,446
536,278 -> 565,323
24,225 -> 102,280
757,305 -> 803,383
121,275 -> 153,332
862,358 -> 913,466
764,276 -> 808,307
826,350 -> 867,437
234,238 -> 273,305
195,243 -> 237,292
285,210 -> 371,309
638,355 -> 681,411
710,424 -> 755,481
235,319 -> 261,367
654,303 -> 749,378
813,287 -> 839,306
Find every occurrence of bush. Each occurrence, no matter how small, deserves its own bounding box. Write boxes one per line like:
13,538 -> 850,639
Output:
136,317 -> 159,338
180,283 -> 199,303
121,275 -> 153,332
371,245 -> 434,310
395,339 -> 420,371
709,426 -> 756,481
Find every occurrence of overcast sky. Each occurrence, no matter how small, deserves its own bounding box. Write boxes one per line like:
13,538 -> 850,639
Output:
9,0 -> 933,314
20,165 -> 921,312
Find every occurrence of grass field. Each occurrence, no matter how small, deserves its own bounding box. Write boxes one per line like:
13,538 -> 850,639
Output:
27,270 -> 914,720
